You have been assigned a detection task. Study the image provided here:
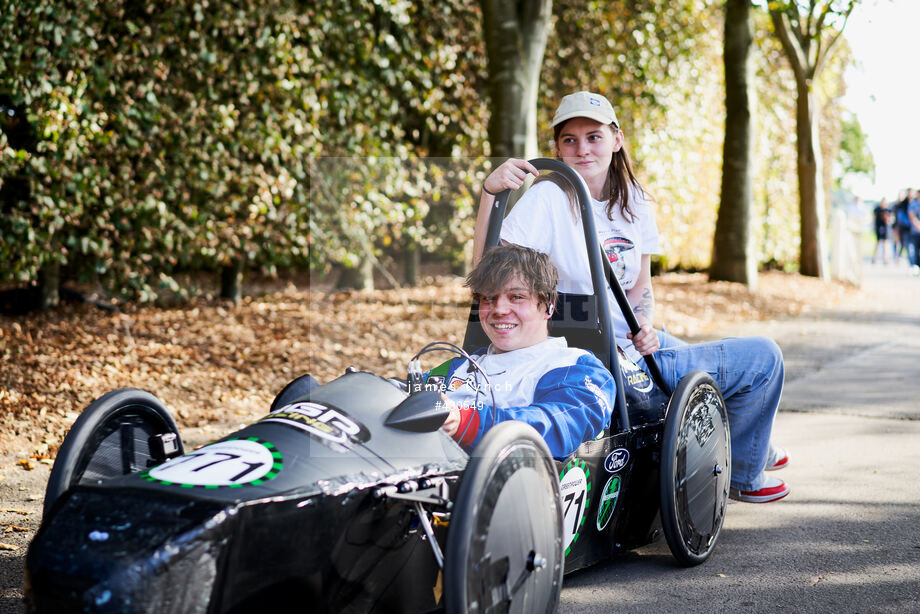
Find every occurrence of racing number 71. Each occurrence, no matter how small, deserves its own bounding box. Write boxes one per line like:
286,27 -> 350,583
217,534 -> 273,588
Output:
165,451 -> 265,483
563,490 -> 584,534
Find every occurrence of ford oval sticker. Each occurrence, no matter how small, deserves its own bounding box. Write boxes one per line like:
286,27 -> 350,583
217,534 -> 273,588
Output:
604,448 -> 630,473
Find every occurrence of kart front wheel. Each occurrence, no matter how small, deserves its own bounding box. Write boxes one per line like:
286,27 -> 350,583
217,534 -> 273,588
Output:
44,388 -> 183,517
444,421 -> 563,614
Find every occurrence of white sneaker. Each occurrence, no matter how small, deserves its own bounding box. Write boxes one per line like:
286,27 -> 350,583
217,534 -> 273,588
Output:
766,446 -> 789,471
729,476 -> 790,503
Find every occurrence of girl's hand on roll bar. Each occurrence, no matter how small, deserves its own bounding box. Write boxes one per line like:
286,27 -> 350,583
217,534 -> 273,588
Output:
483,158 -> 540,195
628,322 -> 660,356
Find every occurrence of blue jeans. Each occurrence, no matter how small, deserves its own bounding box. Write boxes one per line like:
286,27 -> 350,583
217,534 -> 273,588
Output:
641,331 -> 784,491
910,232 -> 920,267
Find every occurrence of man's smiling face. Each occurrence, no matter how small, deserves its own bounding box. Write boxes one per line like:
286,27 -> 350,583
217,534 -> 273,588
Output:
477,274 -> 550,353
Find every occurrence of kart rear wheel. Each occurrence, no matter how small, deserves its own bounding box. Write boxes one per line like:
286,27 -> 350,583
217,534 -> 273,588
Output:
44,388 -> 183,517
444,421 -> 563,614
659,371 -> 731,566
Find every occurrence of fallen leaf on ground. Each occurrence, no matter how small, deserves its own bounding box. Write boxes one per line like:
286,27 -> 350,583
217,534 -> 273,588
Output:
0,543 -> 20,551
3,525 -> 29,532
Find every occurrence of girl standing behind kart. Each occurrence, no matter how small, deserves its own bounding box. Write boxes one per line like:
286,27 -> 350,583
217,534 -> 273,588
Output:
473,90 -> 790,503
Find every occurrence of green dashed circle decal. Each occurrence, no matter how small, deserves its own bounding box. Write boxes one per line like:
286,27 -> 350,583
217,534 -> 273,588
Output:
559,459 -> 591,557
143,437 -> 282,489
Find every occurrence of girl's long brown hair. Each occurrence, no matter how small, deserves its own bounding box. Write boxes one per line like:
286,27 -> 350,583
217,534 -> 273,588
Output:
534,121 -> 648,222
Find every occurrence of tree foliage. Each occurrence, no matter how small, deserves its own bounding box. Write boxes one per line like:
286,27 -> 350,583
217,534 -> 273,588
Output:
746,6 -> 848,270
836,111 -> 875,187
0,0 -> 862,301
1,0 -> 313,300
303,0 -> 490,285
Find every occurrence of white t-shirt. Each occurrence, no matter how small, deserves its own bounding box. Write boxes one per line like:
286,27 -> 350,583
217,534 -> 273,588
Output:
500,179 -> 660,361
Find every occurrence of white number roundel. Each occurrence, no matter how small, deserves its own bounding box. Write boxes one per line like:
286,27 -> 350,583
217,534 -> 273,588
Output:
147,438 -> 280,487
559,460 -> 590,556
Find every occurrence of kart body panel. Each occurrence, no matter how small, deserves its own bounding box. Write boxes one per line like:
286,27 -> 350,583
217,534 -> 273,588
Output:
27,373 -> 465,613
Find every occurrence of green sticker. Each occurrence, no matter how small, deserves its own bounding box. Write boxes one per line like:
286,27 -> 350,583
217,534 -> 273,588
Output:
596,475 -> 621,531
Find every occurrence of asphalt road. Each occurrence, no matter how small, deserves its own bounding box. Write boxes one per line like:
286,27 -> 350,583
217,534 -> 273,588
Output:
2,261 -> 918,613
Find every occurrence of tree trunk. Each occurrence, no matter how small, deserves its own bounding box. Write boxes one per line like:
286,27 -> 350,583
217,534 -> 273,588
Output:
335,258 -> 374,290
220,258 -> 244,303
480,0 -> 553,159
37,260 -> 60,310
450,255 -> 468,277
795,81 -> 828,279
769,4 -> 854,280
710,0 -> 757,290
405,243 -> 420,286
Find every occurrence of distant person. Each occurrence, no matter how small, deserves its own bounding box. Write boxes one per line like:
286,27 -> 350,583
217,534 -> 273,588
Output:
909,191 -> 920,275
891,190 -> 906,259
848,195 -> 868,276
893,189 -> 914,263
872,198 -> 893,264
830,200 -> 863,284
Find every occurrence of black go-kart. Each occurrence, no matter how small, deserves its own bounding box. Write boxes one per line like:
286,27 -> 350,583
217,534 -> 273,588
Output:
25,160 -> 731,614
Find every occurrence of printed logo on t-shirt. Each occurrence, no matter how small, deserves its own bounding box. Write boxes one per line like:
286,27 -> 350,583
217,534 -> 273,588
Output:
602,235 -> 635,280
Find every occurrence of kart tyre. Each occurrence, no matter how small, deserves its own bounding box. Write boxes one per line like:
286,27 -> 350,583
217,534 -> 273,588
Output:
659,370 -> 731,566
44,388 -> 183,517
444,421 -> 563,614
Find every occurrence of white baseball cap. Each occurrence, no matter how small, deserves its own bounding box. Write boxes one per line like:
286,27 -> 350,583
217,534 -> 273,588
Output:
551,91 -> 619,129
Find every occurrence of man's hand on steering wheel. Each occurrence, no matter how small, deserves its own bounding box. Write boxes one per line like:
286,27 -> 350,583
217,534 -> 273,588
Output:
440,394 -> 461,437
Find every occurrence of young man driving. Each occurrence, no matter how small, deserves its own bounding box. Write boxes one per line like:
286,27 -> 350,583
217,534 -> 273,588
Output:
434,245 -> 615,460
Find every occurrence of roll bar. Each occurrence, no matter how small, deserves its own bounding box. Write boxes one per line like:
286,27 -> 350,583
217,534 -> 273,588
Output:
482,158 -> 671,429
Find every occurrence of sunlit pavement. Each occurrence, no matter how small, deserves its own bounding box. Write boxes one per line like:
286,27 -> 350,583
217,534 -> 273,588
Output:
559,259 -> 920,613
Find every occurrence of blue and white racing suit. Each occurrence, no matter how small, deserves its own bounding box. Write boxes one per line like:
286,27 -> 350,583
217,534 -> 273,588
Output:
427,336 -> 614,460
